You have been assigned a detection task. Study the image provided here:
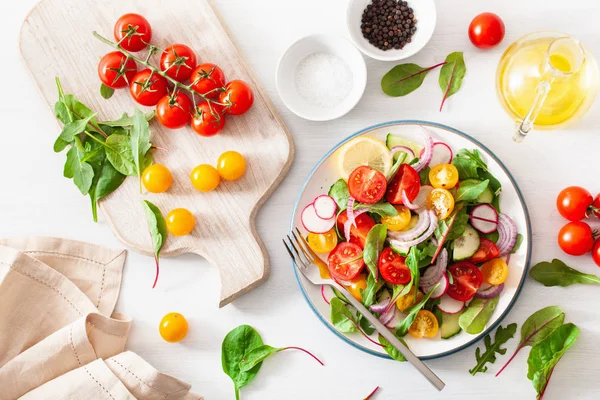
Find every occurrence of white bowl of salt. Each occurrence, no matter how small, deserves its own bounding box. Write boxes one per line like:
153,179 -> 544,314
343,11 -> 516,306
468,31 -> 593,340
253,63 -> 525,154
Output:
276,34 -> 367,121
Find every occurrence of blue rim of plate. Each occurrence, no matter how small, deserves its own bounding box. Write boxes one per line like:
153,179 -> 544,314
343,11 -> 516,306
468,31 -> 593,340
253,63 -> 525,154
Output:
289,120 -> 532,360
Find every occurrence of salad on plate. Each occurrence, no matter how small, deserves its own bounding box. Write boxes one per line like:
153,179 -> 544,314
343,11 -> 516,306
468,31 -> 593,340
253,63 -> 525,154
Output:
299,127 -> 522,358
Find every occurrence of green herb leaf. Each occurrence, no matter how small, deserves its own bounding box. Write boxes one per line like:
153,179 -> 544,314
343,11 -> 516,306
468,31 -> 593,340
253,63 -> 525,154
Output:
396,284 -> 439,337
330,297 -> 358,333
456,179 -> 489,202
469,323 -> 517,375
239,344 -> 279,372
101,111 -> 155,127
382,62 -> 445,97
89,158 -> 125,222
527,323 -> 579,398
530,259 -> 600,287
439,52 -> 466,111
222,325 -> 265,400
328,179 -> 350,210
130,109 -> 153,190
64,137 -> 94,195
103,133 -> 138,176
378,334 -> 407,362
100,83 -> 115,99
363,224 -> 387,279
356,202 -> 398,217
459,295 -> 500,335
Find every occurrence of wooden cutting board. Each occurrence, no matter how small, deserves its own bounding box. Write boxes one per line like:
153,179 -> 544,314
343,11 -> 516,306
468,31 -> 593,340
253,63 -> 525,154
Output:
19,0 -> 294,307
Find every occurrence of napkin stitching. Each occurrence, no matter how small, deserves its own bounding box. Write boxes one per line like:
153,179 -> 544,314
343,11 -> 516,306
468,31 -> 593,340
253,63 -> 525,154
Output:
23,251 -> 105,266
97,264 -> 106,308
107,358 -> 169,398
86,322 -> 127,338
83,366 -> 116,400
69,324 -> 83,366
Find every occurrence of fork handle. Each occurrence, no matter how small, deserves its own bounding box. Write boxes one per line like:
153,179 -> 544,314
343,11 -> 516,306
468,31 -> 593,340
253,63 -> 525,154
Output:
331,284 -> 445,391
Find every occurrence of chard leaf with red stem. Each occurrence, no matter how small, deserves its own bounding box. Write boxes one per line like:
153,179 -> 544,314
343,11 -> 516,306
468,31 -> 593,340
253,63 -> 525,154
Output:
239,344 -> 323,372
439,52 -> 466,111
141,200 -> 166,288
381,62 -> 446,97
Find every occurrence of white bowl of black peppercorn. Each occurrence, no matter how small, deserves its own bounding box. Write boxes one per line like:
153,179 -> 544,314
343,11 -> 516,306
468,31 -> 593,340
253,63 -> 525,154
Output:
347,0 -> 436,61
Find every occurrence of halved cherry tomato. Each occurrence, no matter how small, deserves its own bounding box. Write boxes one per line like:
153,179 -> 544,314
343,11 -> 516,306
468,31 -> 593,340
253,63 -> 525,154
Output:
219,80 -> 254,115
386,164 -> 420,205
114,13 -> 152,52
307,228 -> 338,254
156,92 -> 193,129
408,310 -> 439,339
396,286 -> 423,311
469,238 -> 500,264
190,63 -> 226,98
160,44 -> 197,82
593,239 -> 600,267
481,258 -> 509,285
378,247 -> 411,285
191,102 -> 225,137
381,205 -> 412,231
426,188 -> 455,219
447,261 -> 483,301
429,164 -> 459,189
98,52 -> 137,89
336,211 -> 375,248
556,186 -> 593,221
130,69 -> 169,106
327,242 -> 365,281
345,274 -> 368,302
558,221 -> 595,256
348,166 -> 387,204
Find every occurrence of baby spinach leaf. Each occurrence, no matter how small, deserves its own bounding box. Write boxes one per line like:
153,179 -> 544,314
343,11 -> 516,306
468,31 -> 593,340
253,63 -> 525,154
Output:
239,345 -> 279,372
330,297 -> 358,333
222,325 -> 265,400
356,202 -> 398,217
361,274 -> 379,307
378,334 -> 407,362
396,284 -> 439,337
103,134 -> 138,176
328,179 -> 350,210
381,62 -> 445,97
386,152 -> 407,181
363,224 -> 387,279
64,137 -> 94,195
452,157 -> 479,180
141,200 -> 167,288
100,83 -> 115,99
459,295 -> 499,335
439,52 -> 466,111
101,110 -> 155,127
130,109 -> 153,190
418,165 -> 431,185
469,323 -> 517,375
511,233 -> 524,254
89,158 -> 125,222
530,259 -> 600,287
456,179 -> 489,202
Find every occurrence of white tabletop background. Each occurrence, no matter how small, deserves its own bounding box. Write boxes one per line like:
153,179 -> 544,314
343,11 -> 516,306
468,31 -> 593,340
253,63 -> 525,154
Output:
1,0 -> 599,398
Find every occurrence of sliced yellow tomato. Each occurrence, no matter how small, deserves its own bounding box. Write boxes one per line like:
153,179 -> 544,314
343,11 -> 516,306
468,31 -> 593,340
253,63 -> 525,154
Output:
345,274 -> 368,302
426,188 -> 455,220
381,205 -> 412,231
307,228 -> 338,254
429,164 -> 459,189
401,215 -> 419,231
408,310 -> 439,339
395,286 -> 423,312
481,258 -> 509,285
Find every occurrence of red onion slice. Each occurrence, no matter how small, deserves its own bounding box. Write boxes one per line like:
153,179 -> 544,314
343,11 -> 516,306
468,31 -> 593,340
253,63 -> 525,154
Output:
390,145 -> 415,160
343,208 -> 368,241
369,289 -> 392,313
496,214 -> 518,255
420,248 -> 448,288
411,127 -> 434,172
379,304 -> 397,326
402,190 -> 419,210
389,211 -> 438,248
387,209 -> 430,241
413,185 -> 434,209
344,197 -> 356,240
475,283 -> 504,299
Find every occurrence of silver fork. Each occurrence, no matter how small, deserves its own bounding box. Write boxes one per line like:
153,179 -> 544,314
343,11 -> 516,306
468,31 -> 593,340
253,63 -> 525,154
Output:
284,228 -> 445,391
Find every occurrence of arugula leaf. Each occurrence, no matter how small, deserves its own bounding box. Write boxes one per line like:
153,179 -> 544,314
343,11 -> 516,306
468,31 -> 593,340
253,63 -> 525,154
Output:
356,202 -> 398,217
418,165 -> 431,185
479,170 -> 502,196
89,158 -> 125,222
511,233 -> 524,254
130,109 -> 153,190
469,323 -> 517,375
381,62 -> 444,97
101,110 -> 155,127
330,297 -> 358,333
222,325 -> 265,400
527,323 -> 579,399
378,334 -> 407,362
141,200 -> 167,288
100,83 -> 115,99
361,274 -> 379,307
64,137 -> 94,195
396,284 -> 439,337
363,224 -> 387,279
386,152 -> 407,181
530,259 -> 600,287
456,179 -> 489,202
459,295 -> 500,335
457,148 -> 487,169
328,179 -> 350,210
439,52 -> 466,111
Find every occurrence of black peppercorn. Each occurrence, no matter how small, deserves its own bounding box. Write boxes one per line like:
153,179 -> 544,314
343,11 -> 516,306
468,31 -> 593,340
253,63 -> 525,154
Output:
360,0 -> 417,51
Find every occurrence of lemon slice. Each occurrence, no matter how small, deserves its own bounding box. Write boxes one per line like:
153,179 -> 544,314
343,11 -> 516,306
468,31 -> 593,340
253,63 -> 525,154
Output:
337,137 -> 392,180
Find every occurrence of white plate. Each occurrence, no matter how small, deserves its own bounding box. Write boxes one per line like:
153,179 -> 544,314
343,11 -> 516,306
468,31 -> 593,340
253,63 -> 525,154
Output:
290,121 -> 531,360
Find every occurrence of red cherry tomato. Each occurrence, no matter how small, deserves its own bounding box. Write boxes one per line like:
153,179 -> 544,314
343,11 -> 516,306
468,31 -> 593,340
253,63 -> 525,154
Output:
219,80 -> 254,115
593,239 -> 600,267
327,242 -> 365,281
156,92 -> 193,129
558,221 -> 595,256
336,211 -> 375,249
447,262 -> 483,302
160,44 -> 197,82
378,247 -> 411,285
98,52 -> 137,89
129,69 -> 168,106
556,186 -> 594,221
468,12 -> 505,49
593,194 -> 600,219
469,238 -> 500,264
191,102 -> 226,137
190,63 -> 226,98
386,164 -> 421,205
348,166 -> 387,204
114,13 -> 152,52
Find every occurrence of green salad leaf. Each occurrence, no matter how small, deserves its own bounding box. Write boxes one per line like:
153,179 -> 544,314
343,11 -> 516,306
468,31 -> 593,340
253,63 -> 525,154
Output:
361,274 -> 379,307
378,334 -> 407,362
469,323 -> 517,375
100,111 -> 155,127
141,200 -> 167,288
328,179 -> 350,210
100,83 -> 114,99
459,295 -> 500,335
381,63 -> 444,97
386,152 -> 407,181
89,158 -> 125,222
456,179 -> 489,202
418,165 -> 431,185
64,137 -> 94,195
222,325 -> 265,400
356,202 -> 398,217
238,345 -> 278,372
439,52 -> 466,111
511,233 -> 524,254
530,259 -> 600,287
330,297 -> 358,333
396,284 -> 439,337
363,224 -> 387,279
435,206 -> 469,242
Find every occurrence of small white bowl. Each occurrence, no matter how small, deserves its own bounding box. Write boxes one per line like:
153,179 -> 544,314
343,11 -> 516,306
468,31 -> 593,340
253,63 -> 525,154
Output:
276,35 -> 367,121
346,0 -> 437,61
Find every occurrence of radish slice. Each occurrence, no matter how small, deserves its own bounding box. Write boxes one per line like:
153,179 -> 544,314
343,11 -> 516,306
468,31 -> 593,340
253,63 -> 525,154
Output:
470,204 -> 499,234
424,274 -> 449,299
437,295 -> 465,314
429,142 -> 453,167
413,185 -> 434,209
384,308 -> 403,329
314,195 -> 337,219
301,203 -> 335,234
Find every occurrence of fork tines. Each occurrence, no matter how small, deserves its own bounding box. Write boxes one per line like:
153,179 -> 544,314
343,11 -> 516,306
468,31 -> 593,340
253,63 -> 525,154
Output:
283,228 -> 314,269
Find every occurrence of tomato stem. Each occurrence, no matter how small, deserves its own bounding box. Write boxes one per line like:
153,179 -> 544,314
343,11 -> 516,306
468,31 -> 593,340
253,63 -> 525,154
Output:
278,347 -> 324,366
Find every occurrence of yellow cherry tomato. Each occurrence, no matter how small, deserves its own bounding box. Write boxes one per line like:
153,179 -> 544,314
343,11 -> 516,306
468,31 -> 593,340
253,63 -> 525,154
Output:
307,228 -> 338,253
381,205 -> 412,231
166,208 -> 195,236
481,258 -> 509,285
396,286 -> 424,312
142,164 -> 173,193
345,274 -> 368,302
426,188 -> 455,220
217,151 -> 246,181
190,164 -> 220,192
408,310 -> 439,339
401,215 -> 419,231
429,164 -> 459,189
159,312 -> 188,343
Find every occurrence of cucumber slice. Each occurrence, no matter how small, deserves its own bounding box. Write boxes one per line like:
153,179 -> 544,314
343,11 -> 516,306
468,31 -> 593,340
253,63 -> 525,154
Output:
452,224 -> 480,261
441,311 -> 462,339
461,179 -> 493,204
385,133 -> 424,161
390,244 -> 410,256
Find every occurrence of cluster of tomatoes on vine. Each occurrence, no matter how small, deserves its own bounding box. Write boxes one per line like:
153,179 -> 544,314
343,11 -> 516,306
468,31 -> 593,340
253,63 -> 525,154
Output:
97,13 -> 254,136
556,186 -> 600,266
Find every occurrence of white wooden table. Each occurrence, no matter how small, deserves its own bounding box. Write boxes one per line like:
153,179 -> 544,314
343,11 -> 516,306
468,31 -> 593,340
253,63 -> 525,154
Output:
2,0 -> 600,398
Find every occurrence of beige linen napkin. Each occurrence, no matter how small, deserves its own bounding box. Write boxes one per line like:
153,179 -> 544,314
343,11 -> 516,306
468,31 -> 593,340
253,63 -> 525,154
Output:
0,237 -> 202,400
